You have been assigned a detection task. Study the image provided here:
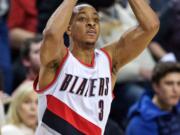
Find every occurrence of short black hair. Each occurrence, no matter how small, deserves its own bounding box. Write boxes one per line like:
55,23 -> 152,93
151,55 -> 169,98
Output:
70,3 -> 95,24
20,35 -> 43,59
78,0 -> 116,10
152,62 -> 180,84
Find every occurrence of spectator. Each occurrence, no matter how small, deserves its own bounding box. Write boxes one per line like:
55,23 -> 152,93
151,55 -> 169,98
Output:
0,0 -> 13,95
12,35 -> 42,92
126,62 -> 180,135
7,0 -> 38,59
149,0 -> 180,62
1,81 -> 38,135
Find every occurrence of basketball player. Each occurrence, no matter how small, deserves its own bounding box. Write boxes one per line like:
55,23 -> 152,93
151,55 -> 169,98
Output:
34,0 -> 159,134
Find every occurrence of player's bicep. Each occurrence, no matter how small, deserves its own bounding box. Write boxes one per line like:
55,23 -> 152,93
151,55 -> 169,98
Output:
40,33 -> 67,67
113,25 -> 158,70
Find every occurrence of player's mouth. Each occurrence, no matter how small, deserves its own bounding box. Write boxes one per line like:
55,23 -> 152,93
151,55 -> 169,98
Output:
86,29 -> 97,36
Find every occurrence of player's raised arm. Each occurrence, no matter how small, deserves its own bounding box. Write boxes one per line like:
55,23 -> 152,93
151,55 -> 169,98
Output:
104,0 -> 160,75
40,0 -> 78,66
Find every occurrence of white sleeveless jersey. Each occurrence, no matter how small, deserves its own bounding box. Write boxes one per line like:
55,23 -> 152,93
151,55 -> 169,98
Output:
34,48 -> 113,135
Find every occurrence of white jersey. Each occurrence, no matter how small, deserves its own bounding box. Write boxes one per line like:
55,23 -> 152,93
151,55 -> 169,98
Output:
34,48 -> 113,135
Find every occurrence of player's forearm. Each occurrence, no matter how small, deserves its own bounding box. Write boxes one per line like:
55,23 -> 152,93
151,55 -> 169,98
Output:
43,0 -> 78,38
40,0 -> 77,66
128,0 -> 159,32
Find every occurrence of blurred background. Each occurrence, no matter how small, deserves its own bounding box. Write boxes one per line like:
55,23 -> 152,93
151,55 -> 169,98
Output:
0,0 -> 180,134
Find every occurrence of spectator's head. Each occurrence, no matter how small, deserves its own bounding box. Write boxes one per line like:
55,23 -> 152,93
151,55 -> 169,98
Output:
6,81 -> 38,130
21,35 -> 42,75
152,62 -> 180,108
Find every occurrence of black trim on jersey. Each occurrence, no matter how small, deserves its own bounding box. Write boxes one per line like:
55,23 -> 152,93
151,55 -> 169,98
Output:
42,109 -> 84,135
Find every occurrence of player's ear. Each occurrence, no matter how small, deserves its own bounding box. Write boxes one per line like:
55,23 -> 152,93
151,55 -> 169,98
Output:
66,25 -> 71,36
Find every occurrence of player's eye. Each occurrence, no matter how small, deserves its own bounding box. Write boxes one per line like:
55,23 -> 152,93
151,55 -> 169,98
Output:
78,16 -> 87,22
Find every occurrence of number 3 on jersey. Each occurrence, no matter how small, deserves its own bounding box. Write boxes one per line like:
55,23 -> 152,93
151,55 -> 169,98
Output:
98,100 -> 104,121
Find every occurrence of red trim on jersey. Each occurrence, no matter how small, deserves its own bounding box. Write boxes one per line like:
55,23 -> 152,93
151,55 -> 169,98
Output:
33,48 -> 69,93
76,52 -> 95,68
100,48 -> 114,99
100,48 -> 112,74
46,95 -> 102,135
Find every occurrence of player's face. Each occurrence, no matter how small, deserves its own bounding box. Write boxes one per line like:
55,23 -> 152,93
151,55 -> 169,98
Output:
154,72 -> 180,107
69,6 -> 100,45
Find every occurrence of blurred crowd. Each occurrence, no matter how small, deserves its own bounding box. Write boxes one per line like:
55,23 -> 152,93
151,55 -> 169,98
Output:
1,0 -> 180,135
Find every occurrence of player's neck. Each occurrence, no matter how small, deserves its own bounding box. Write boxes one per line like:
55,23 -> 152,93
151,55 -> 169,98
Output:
71,43 -> 95,65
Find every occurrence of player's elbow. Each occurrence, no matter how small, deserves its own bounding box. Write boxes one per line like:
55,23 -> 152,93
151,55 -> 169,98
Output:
150,21 -> 160,32
42,27 -> 62,45
145,18 -> 160,34
43,28 -> 57,38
